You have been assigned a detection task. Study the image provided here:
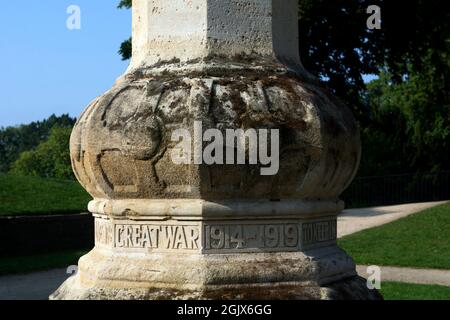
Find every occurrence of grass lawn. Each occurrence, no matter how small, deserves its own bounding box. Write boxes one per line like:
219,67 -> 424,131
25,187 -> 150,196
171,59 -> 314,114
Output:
0,173 -> 91,216
381,282 -> 450,300
338,202 -> 450,269
0,249 -> 90,276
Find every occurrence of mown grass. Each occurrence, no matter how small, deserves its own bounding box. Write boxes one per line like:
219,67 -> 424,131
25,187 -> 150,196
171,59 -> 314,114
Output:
0,173 -> 91,216
381,281 -> 450,300
338,202 -> 450,269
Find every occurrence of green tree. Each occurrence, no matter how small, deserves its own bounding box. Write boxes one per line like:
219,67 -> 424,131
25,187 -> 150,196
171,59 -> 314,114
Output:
0,114 -> 76,172
10,126 -> 74,180
299,0 -> 449,123
117,0 -> 131,9
361,48 -> 450,175
117,0 -> 132,60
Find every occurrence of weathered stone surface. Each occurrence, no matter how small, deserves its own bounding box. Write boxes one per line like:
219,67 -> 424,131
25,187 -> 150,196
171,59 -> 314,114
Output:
52,275 -> 382,300
129,0 -> 302,71
71,64 -> 360,201
91,212 -> 340,253
50,243 -> 367,300
53,0 -> 380,300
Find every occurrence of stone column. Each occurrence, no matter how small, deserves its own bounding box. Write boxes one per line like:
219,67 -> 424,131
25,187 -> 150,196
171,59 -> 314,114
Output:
51,0 -> 381,300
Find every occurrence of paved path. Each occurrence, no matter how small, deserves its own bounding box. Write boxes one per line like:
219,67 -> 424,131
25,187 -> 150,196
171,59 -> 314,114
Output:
0,268 -> 71,300
337,201 -> 448,238
356,265 -> 450,287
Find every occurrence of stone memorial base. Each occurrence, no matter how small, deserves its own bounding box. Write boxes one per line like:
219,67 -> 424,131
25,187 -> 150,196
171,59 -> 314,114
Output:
53,0 -> 382,301
50,199 -> 382,300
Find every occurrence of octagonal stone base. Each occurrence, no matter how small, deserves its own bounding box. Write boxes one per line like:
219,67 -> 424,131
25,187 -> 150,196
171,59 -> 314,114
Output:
50,200 -> 382,300
50,247 -> 380,300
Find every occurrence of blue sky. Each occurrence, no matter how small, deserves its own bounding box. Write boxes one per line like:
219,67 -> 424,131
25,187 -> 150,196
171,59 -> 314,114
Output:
0,1 -> 131,127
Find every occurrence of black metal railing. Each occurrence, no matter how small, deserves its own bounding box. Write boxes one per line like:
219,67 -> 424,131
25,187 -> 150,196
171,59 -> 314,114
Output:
341,171 -> 450,208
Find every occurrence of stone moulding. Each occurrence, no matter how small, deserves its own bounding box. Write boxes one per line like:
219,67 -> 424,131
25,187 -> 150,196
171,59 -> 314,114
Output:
88,198 -> 345,219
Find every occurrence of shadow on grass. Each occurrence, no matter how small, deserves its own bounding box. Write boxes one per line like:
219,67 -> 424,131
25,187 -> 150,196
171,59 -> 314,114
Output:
0,249 -> 90,276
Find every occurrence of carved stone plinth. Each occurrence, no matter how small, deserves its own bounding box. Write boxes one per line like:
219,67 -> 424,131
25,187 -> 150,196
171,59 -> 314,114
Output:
51,0 -> 382,300
52,200 -> 380,300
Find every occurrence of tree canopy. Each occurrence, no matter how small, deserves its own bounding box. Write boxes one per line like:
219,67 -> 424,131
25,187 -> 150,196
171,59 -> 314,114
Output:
361,50 -> 450,175
0,114 -> 76,172
10,126 -> 74,180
